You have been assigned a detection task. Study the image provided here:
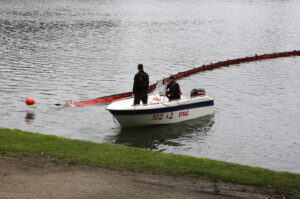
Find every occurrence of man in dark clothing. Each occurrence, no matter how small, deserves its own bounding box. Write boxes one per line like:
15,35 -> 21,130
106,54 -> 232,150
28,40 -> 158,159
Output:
166,75 -> 181,101
133,64 -> 149,105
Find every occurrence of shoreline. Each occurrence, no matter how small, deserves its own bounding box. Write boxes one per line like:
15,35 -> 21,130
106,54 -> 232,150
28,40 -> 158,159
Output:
0,127 -> 299,198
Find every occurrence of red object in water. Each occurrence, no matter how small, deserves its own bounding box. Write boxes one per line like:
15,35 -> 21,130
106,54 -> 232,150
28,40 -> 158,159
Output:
25,98 -> 35,106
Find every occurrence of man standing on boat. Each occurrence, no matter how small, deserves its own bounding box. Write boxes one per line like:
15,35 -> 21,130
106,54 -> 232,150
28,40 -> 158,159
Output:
133,64 -> 149,105
166,75 -> 181,101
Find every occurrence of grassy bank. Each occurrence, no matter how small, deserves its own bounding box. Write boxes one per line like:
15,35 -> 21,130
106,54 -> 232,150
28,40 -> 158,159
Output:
0,127 -> 299,193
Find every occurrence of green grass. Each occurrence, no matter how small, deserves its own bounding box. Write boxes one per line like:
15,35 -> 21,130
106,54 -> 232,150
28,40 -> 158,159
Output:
1,127 -> 300,193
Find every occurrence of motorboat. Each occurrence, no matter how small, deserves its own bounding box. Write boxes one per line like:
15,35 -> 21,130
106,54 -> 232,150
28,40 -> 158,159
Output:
106,82 -> 214,127
106,94 -> 214,127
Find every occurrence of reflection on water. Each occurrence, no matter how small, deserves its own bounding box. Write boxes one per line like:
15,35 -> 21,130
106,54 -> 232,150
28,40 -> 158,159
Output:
112,115 -> 214,150
25,111 -> 35,124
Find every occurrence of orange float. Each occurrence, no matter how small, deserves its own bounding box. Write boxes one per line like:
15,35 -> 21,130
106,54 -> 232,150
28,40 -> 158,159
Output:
25,98 -> 35,106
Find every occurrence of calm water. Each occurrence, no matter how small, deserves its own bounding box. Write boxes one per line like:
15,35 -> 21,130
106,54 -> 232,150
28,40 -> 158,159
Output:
0,0 -> 299,173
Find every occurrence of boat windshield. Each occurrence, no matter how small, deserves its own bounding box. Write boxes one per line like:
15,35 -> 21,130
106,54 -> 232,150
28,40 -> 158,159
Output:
153,80 -> 167,96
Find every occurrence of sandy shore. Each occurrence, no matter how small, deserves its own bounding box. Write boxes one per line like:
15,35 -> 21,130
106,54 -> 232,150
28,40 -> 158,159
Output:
0,156 -> 291,199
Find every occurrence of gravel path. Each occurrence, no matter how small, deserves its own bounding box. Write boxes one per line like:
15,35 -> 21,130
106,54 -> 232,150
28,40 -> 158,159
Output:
0,156 -> 287,199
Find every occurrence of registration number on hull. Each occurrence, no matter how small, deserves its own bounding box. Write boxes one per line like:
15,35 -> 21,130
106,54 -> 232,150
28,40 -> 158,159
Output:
151,111 -> 189,120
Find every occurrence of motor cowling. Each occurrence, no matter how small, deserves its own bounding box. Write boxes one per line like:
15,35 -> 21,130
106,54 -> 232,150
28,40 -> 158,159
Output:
190,88 -> 206,97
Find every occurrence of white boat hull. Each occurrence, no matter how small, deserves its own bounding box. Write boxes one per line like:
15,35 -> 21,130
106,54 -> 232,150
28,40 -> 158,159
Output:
113,106 -> 213,127
106,95 -> 214,127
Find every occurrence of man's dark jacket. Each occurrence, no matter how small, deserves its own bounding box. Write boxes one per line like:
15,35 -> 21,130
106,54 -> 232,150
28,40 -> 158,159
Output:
133,70 -> 149,95
166,81 -> 181,101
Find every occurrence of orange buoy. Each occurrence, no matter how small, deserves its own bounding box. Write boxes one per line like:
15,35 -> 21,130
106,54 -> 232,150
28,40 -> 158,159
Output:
25,98 -> 35,106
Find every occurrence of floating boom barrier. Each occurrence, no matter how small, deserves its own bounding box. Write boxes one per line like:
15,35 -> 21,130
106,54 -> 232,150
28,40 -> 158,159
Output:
65,50 -> 300,107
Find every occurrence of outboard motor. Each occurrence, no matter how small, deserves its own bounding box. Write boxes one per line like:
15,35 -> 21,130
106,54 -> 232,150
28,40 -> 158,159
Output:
190,88 -> 206,97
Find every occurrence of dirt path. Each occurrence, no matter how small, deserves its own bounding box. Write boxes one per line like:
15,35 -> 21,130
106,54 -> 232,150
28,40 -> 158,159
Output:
0,156 -> 286,199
